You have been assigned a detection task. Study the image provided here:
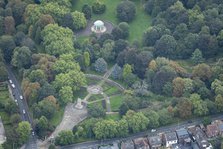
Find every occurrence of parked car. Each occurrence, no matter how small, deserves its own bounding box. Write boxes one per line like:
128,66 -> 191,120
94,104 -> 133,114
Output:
11,84 -> 15,88
23,109 -> 26,114
151,129 -> 156,132
188,120 -> 192,123
20,95 -> 23,100
9,80 -> 12,84
15,99 -> 18,105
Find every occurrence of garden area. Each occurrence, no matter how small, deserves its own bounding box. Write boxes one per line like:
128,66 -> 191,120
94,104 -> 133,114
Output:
72,0 -> 151,43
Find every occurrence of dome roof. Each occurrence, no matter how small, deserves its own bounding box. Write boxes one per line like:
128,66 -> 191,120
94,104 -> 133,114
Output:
94,20 -> 104,27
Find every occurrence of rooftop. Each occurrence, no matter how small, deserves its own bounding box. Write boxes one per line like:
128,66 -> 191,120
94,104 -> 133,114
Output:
148,135 -> 162,146
94,20 -> 104,27
176,128 -> 189,137
133,137 -> 150,149
218,123 -> 223,131
165,132 -> 178,142
206,124 -> 219,137
121,140 -> 135,149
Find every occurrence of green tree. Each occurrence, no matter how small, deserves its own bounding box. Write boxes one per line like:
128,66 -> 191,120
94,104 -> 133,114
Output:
190,94 -> 208,116
116,1 -> 136,22
93,120 -> 118,139
0,63 -> 7,82
83,51 -> 90,67
117,119 -> 129,137
94,58 -> 107,73
192,63 -> 212,81
35,99 -> 57,119
53,70 -> 86,92
191,49 -> 204,64
87,104 -> 106,118
59,86 -> 73,105
202,117 -> 211,127
172,77 -> 185,97
92,1 -> 106,14
28,69 -> 46,83
143,110 -> 159,128
82,4 -> 92,19
124,110 -> 149,133
122,64 -> 132,79
154,35 -> 177,58
16,121 -> 31,145
0,35 -> 16,62
215,94 -> 223,112
55,130 -> 74,146
11,46 -> 31,69
71,11 -> 87,30
211,79 -> 223,96
10,114 -> 21,125
118,22 -> 129,39
41,24 -> 74,56
100,41 -> 115,62
36,116 -> 49,138
53,54 -> 81,74
158,109 -> 173,126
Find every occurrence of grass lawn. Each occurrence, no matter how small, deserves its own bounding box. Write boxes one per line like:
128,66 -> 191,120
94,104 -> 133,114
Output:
86,77 -> 99,85
110,95 -> 123,112
105,113 -> 121,121
72,0 -> 151,44
88,94 -> 104,102
50,107 -> 65,127
104,86 -> 121,96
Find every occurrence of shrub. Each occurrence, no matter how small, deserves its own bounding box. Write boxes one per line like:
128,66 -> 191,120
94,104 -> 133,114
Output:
92,1 -> 106,14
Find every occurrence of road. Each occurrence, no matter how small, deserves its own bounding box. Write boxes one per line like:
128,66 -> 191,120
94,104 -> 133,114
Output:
62,114 -> 223,149
6,65 -> 38,149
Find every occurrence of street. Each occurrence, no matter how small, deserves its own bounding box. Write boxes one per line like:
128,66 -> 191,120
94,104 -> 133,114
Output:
62,114 -> 223,149
6,65 -> 38,149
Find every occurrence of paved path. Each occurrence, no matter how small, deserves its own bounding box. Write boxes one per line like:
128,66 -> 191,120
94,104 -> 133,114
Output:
39,103 -> 87,148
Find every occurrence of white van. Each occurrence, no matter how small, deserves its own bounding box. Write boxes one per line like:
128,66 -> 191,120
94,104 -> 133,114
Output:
11,84 -> 15,88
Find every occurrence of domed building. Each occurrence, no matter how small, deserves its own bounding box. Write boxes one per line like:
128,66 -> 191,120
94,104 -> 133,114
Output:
91,20 -> 107,33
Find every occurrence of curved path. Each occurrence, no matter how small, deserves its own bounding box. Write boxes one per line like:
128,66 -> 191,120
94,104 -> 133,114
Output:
39,64 -> 124,148
85,74 -> 125,91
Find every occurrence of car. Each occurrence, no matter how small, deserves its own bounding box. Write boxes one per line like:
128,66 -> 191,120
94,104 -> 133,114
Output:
151,129 -> 156,132
20,95 -> 23,100
15,99 -> 18,105
11,83 -> 15,88
23,109 -> 26,114
9,80 -> 12,84
188,120 -> 192,123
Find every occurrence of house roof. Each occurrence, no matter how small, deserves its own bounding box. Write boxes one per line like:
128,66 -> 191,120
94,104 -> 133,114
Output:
218,124 -> 223,131
133,137 -> 150,149
165,132 -> 178,142
121,140 -> 135,149
176,128 -> 189,137
148,135 -> 162,146
206,124 -> 219,137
